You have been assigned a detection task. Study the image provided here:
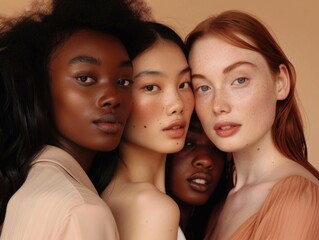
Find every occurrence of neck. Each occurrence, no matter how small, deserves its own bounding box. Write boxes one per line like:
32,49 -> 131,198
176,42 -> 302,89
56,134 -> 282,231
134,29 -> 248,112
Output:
118,141 -> 167,192
232,134 -> 287,188
55,139 -> 95,173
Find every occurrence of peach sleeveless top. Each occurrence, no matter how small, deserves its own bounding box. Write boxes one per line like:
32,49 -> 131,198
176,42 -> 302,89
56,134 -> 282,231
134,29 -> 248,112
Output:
230,175 -> 319,240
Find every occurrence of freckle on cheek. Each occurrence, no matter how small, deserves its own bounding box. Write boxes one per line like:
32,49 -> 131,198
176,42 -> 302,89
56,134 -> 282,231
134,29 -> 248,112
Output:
257,148 -> 260,151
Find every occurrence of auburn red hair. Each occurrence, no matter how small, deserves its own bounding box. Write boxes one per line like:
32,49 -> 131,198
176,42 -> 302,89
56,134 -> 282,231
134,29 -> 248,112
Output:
186,10 -> 319,179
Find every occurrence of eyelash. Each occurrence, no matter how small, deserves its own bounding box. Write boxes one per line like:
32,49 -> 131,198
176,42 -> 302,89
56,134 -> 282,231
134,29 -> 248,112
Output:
75,75 -> 96,85
144,84 -> 159,92
143,80 -> 192,93
118,78 -> 133,87
179,81 -> 192,89
232,77 -> 248,85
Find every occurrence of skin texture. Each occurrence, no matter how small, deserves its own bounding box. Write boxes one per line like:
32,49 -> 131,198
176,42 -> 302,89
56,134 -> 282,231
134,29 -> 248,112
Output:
190,36 -> 282,154
168,115 -> 225,231
123,40 -> 194,153
102,39 -> 194,240
50,29 -> 133,171
189,35 -> 319,240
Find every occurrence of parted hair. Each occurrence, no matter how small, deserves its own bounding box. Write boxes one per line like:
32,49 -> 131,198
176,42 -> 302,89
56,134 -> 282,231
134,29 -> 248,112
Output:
185,10 -> 319,180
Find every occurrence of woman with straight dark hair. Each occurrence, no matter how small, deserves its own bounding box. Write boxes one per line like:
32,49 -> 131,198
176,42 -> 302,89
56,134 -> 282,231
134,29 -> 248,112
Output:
91,22 -> 194,240
186,10 -> 319,240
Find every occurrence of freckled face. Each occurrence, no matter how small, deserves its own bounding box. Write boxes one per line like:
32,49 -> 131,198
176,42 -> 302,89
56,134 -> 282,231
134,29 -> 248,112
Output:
123,40 -> 194,153
189,36 -> 280,153
168,117 -> 225,205
50,29 -> 133,154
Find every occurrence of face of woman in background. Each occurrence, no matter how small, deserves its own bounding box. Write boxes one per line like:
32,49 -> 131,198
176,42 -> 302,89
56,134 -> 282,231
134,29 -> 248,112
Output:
123,39 -> 194,153
189,36 -> 288,154
168,116 -> 225,205
50,29 -> 133,155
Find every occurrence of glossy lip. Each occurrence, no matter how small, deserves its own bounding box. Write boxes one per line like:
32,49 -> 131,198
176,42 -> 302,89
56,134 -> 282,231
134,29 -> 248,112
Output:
92,113 -> 124,134
187,172 -> 213,193
214,121 -> 241,137
162,119 -> 186,139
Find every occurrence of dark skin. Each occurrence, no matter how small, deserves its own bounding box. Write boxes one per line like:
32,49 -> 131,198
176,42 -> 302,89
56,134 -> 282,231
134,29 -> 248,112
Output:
50,29 -> 133,171
168,116 -> 225,231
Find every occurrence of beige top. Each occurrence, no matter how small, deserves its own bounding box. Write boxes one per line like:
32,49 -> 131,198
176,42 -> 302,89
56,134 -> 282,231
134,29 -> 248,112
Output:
230,175 -> 319,240
1,145 -> 119,240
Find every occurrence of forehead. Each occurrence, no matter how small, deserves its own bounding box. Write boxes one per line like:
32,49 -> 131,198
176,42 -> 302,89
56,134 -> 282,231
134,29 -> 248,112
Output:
133,39 -> 187,73
51,29 -> 128,61
189,36 -> 266,72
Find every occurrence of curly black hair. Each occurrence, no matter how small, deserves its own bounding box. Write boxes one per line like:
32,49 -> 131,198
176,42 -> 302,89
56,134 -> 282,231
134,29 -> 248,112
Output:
0,0 -> 153,225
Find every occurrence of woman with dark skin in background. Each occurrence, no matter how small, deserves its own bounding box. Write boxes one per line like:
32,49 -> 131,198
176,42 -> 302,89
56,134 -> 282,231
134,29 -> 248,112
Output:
0,0 -> 150,238
186,10 -> 319,240
166,113 -> 230,240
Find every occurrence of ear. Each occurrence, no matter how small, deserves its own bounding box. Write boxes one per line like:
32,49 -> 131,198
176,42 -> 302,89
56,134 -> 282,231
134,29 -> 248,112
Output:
275,64 -> 290,100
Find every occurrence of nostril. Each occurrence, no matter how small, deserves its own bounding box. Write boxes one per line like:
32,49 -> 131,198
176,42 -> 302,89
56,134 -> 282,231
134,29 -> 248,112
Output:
195,159 -> 214,169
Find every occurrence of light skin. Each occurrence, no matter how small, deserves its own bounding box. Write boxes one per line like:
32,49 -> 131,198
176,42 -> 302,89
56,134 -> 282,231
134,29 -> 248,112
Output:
168,115 -> 225,231
50,29 -> 133,171
189,35 -> 319,240
102,39 -> 194,240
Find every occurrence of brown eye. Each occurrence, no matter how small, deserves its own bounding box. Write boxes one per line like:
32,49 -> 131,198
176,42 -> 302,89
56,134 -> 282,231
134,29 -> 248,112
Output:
75,75 -> 95,84
118,78 -> 133,87
144,85 -> 159,92
179,82 -> 191,89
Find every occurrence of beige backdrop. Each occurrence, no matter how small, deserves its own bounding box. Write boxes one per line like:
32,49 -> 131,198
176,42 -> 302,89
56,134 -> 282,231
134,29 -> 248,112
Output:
1,0 -> 318,169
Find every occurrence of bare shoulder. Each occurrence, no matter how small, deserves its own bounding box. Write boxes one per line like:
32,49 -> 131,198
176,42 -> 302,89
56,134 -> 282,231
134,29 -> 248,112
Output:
106,182 -> 180,240
278,160 -> 319,185
128,182 -> 179,215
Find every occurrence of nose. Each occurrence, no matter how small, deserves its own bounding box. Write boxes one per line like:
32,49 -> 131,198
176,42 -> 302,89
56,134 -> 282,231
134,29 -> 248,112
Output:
192,148 -> 214,170
166,91 -> 184,116
97,85 -> 121,109
212,89 -> 230,114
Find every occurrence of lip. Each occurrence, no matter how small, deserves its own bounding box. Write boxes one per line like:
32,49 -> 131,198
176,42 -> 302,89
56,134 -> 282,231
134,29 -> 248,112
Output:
162,119 -> 186,139
92,113 -> 124,134
187,172 -> 212,193
214,122 -> 241,137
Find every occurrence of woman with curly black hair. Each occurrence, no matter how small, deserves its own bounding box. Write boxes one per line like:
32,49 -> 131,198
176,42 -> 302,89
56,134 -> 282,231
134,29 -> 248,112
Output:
0,0 -> 152,238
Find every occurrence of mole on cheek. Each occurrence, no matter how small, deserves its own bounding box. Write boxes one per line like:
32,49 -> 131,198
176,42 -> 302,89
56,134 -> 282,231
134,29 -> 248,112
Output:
144,125 -> 147,128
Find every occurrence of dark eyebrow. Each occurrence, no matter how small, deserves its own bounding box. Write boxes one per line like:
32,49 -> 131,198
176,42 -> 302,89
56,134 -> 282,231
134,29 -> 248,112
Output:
180,66 -> 191,76
223,61 -> 256,74
69,56 -> 132,69
134,70 -> 162,79
69,55 -> 101,65
134,66 -> 190,79
120,60 -> 133,69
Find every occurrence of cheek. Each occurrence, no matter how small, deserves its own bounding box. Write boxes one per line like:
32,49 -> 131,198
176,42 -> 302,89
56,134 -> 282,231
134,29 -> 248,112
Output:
53,90 -> 93,132
169,159 -> 189,188
127,97 -> 164,129
245,89 -> 277,122
195,100 -> 214,139
181,91 -> 195,111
